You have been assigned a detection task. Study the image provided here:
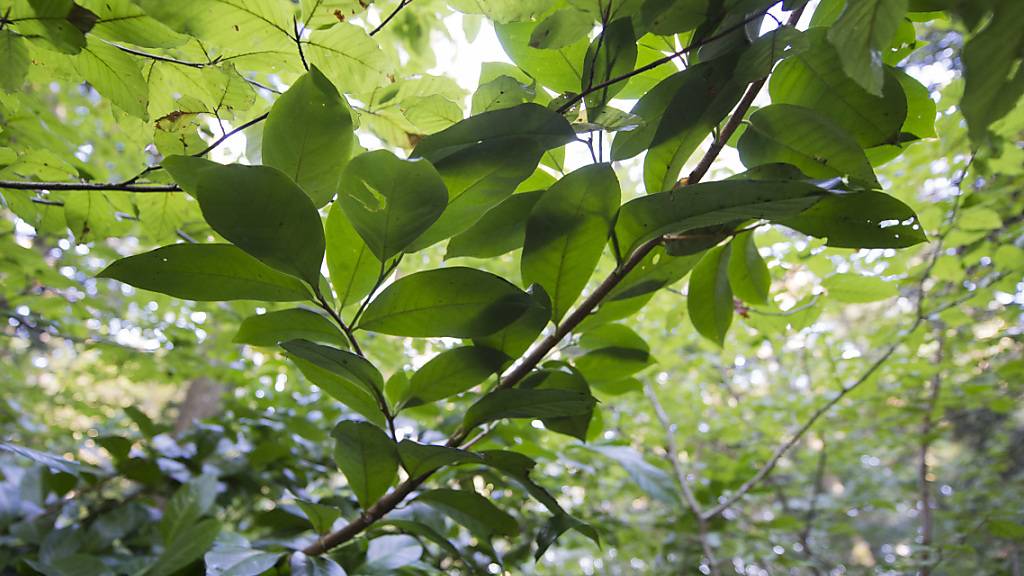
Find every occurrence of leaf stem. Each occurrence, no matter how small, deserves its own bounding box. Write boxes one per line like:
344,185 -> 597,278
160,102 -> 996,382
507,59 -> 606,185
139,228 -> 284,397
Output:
315,290 -> 364,357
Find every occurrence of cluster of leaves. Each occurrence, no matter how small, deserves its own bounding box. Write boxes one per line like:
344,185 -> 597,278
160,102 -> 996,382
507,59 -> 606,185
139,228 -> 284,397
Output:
1,0 -> 1023,574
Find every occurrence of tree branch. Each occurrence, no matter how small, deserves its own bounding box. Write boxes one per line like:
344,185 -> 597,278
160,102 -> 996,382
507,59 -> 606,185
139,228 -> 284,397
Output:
645,383 -> 720,576
918,329 -> 944,576
0,180 -> 180,192
301,5 -> 802,555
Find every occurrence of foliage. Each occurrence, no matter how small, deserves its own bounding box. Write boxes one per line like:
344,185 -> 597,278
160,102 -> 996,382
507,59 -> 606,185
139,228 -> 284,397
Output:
0,0 -> 1022,574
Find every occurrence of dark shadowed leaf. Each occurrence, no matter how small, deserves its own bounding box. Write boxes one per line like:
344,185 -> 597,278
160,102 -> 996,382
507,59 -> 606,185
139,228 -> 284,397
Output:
397,440 -> 482,478
687,244 -> 733,345
779,191 -> 927,248
463,388 -> 597,430
98,244 -> 312,302
522,164 -> 619,323
401,347 -> 507,408
727,231 -> 770,305
414,489 -> 518,538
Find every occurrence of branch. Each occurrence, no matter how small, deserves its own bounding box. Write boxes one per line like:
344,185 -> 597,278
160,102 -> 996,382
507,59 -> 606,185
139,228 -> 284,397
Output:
370,0 -> 413,36
918,329 -> 944,576
302,7 -> 799,554
0,180 -> 180,192
645,383 -> 720,576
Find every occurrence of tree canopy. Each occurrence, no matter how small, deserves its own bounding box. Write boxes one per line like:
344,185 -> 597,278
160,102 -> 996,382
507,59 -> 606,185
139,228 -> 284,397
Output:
1,0 -> 1023,574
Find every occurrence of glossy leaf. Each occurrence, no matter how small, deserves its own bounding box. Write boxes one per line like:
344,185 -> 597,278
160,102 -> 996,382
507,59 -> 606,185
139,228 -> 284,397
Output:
234,309 -> 346,348
332,420 -> 398,509
149,518 -> 221,576
161,155 -> 218,197
738,104 -> 880,187
98,244 -> 312,302
445,191 -> 543,260
397,440 -> 482,478
409,104 -> 577,249
339,150 -> 448,261
770,29 -> 908,148
615,179 -> 826,255
296,500 -> 342,535
290,553 -> 347,576
687,244 -> 733,345
325,202 -> 380,310
463,388 -> 597,431
414,489 -> 519,538
358,267 -> 534,338
727,231 -> 770,305
205,541 -> 283,576
779,191 -> 927,248
521,366 -> 594,441
402,347 -> 507,408
263,66 -> 355,207
827,0 -> 907,96
280,340 -> 383,404
522,164 -> 620,323
196,164 -> 326,286
573,324 -> 653,384
474,284 -> 552,360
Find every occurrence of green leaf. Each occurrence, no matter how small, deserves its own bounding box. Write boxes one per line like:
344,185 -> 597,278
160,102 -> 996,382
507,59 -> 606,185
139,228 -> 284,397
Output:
687,244 -> 733,345
573,324 -> 652,384
734,27 -> 808,84
205,541 -> 283,576
161,155 -> 218,197
296,500 -> 342,535
642,55 -> 747,193
472,75 -> 535,115
263,66 -> 355,207
280,340 -> 384,406
522,164 -> 619,323
0,31 -> 29,93
150,518 -> 221,576
331,420 -> 398,509
397,440 -> 482,478
196,164 -> 326,286
234,308 -> 346,348
582,18 -> 638,111
445,191 -> 544,259
290,553 -> 347,576
13,0 -> 87,53
358,267 -> 534,338
161,474 -> 218,543
304,22 -> 390,95
339,150 -> 448,261
78,0 -> 186,48
727,231 -> 770,305
738,104 -> 880,187
607,247 -> 700,301
893,67 -> 937,139
827,0 -> 908,96
414,489 -> 519,539
495,19 -> 589,93
402,346 -> 507,408
583,445 -> 678,504
521,366 -> 594,440
615,179 -> 826,256
286,349 -> 386,428
530,8 -> 593,49
960,0 -> 1024,145
325,202 -> 380,310
642,0 -> 707,35
409,104 -> 577,249
71,39 -> 149,119
0,443 -> 88,476
822,273 -> 898,303
463,388 -> 597,431
474,284 -> 552,360
97,244 -> 312,302
363,535 -> 424,573
779,191 -> 927,248
769,29 -> 908,148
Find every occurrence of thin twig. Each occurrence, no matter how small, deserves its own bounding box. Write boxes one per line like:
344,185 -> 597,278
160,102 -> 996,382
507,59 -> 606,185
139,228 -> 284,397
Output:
293,18 -> 310,71
918,329 -> 944,576
0,180 -> 179,192
556,6 -> 778,115
370,0 -> 412,36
